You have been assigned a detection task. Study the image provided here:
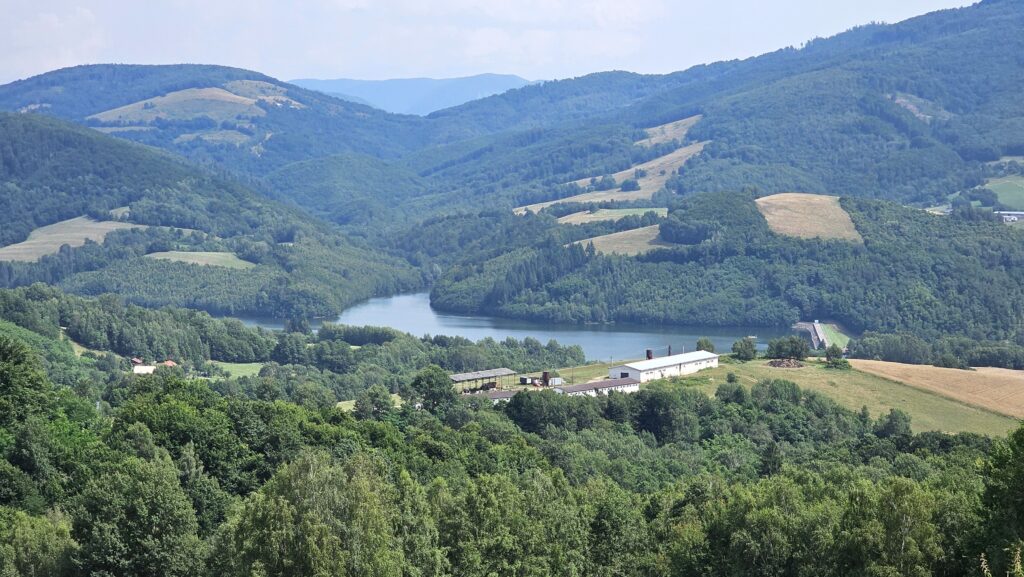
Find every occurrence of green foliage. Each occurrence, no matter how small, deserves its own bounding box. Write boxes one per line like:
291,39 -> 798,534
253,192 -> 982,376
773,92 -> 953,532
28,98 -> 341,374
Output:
732,338 -> 758,361
766,336 -> 810,361
0,509 -> 77,577
72,453 -> 203,577
696,337 -> 715,353
408,365 -> 456,413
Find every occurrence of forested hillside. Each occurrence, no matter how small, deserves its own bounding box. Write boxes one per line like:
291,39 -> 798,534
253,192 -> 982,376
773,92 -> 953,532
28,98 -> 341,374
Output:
3,0 -> 1021,224
0,113 -> 420,318
3,315 -> 1024,576
432,191 -> 1024,342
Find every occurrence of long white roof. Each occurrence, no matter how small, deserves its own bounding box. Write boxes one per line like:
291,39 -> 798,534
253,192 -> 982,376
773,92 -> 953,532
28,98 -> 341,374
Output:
618,350 -> 719,371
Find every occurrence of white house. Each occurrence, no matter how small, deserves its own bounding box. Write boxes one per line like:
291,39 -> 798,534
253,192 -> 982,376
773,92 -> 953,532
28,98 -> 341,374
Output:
554,378 -> 641,397
132,365 -> 156,375
608,351 -> 719,383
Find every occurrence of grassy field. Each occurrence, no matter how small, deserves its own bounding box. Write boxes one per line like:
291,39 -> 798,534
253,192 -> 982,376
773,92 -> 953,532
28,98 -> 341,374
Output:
89,88 -> 264,123
696,360 -> 1017,436
635,115 -> 702,147
821,323 -> 851,349
210,361 -> 265,378
558,208 -> 668,225
985,175 -> 1024,210
755,193 -> 863,242
0,217 -> 144,262
515,141 -> 706,214
849,360 -> 1024,419
574,225 -> 672,256
145,251 -> 256,269
336,393 -> 403,412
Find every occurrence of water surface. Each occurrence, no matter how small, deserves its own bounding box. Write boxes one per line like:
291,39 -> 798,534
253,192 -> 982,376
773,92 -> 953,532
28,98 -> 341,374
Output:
318,293 -> 791,361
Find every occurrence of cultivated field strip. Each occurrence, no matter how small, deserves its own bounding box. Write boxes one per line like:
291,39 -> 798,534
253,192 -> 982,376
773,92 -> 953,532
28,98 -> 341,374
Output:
755,193 -> 863,242
0,217 -> 144,262
850,359 -> 1024,419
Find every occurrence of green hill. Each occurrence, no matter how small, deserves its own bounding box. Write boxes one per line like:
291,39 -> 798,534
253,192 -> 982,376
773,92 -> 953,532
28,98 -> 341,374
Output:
0,113 -> 419,318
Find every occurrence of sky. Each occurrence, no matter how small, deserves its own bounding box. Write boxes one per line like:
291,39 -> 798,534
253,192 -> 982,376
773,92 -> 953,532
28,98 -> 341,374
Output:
3,0 -> 974,84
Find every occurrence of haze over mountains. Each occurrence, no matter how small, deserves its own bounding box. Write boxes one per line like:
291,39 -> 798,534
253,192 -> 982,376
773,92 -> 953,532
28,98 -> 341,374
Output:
289,73 -> 532,115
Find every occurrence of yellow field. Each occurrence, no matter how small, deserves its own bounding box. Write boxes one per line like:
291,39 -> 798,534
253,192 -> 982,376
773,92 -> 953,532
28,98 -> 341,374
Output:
755,193 -> 862,242
697,360 -> 1017,436
145,251 -> 256,269
635,115 -> 702,147
558,208 -> 668,225
574,225 -> 671,256
849,360 -> 1024,419
0,217 -> 144,262
515,141 -> 707,214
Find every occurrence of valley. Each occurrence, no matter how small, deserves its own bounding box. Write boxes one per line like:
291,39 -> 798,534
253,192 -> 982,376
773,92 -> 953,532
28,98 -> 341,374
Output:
3,3 -> 1024,574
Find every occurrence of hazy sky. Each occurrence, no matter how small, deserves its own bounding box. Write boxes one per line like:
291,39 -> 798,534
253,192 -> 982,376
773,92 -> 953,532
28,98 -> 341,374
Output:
3,0 -> 973,84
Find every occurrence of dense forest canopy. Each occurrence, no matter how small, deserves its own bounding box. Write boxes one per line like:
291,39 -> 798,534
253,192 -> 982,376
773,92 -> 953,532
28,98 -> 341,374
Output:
3,313 -> 1024,575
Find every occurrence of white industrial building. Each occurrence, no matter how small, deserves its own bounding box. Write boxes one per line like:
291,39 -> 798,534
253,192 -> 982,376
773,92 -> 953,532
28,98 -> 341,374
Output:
553,378 -> 641,397
608,351 -> 719,382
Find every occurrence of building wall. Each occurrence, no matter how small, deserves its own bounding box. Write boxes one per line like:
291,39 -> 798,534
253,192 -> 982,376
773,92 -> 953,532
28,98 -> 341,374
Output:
608,366 -> 641,381
611,358 -> 718,383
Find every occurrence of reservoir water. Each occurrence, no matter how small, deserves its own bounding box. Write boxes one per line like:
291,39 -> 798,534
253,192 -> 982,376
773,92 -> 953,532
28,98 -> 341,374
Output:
300,292 -> 793,362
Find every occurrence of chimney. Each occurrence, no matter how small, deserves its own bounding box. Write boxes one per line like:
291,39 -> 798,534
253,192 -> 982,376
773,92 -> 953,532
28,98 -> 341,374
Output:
668,345 -> 672,356
646,349 -> 654,360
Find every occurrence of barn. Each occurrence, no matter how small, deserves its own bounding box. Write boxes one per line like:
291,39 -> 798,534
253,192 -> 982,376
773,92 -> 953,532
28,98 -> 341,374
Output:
554,378 -> 640,397
608,351 -> 719,382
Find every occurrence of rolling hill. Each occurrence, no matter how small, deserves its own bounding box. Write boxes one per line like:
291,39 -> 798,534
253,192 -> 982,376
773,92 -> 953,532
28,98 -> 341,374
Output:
0,112 -> 419,318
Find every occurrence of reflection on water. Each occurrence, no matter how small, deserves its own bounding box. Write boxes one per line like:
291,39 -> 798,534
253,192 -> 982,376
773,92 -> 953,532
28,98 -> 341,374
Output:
236,293 -> 792,362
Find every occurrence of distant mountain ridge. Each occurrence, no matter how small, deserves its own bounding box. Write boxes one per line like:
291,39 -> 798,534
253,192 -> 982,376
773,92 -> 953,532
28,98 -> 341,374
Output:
289,73 -> 532,115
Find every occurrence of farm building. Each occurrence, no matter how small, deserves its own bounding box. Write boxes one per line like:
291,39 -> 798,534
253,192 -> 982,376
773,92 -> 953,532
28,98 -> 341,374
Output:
450,368 -> 517,391
554,378 -> 640,397
132,365 -> 156,375
608,351 -> 719,382
483,390 -> 518,405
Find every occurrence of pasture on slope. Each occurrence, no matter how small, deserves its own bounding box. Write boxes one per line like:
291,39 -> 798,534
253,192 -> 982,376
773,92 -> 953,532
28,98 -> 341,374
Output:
849,359 -> 1024,420
145,251 -> 256,270
515,115 -> 707,215
755,193 -> 863,242
697,360 -> 1016,436
558,208 -> 668,225
0,217 -> 144,262
986,175 -> 1024,210
635,115 -> 703,147
573,225 -> 671,256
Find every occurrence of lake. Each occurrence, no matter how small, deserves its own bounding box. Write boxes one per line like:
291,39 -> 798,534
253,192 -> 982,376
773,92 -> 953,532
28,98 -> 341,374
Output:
255,292 -> 791,362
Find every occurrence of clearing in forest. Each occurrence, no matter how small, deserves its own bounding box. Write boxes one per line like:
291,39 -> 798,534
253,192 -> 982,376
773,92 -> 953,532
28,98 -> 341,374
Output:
696,360 -> 1016,436
635,115 -> 702,147
145,251 -> 256,270
986,175 -> 1024,210
574,225 -> 672,256
209,361 -> 266,378
849,359 -> 1024,420
0,217 -> 144,262
558,208 -> 668,225
516,141 -> 707,214
755,193 -> 862,242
